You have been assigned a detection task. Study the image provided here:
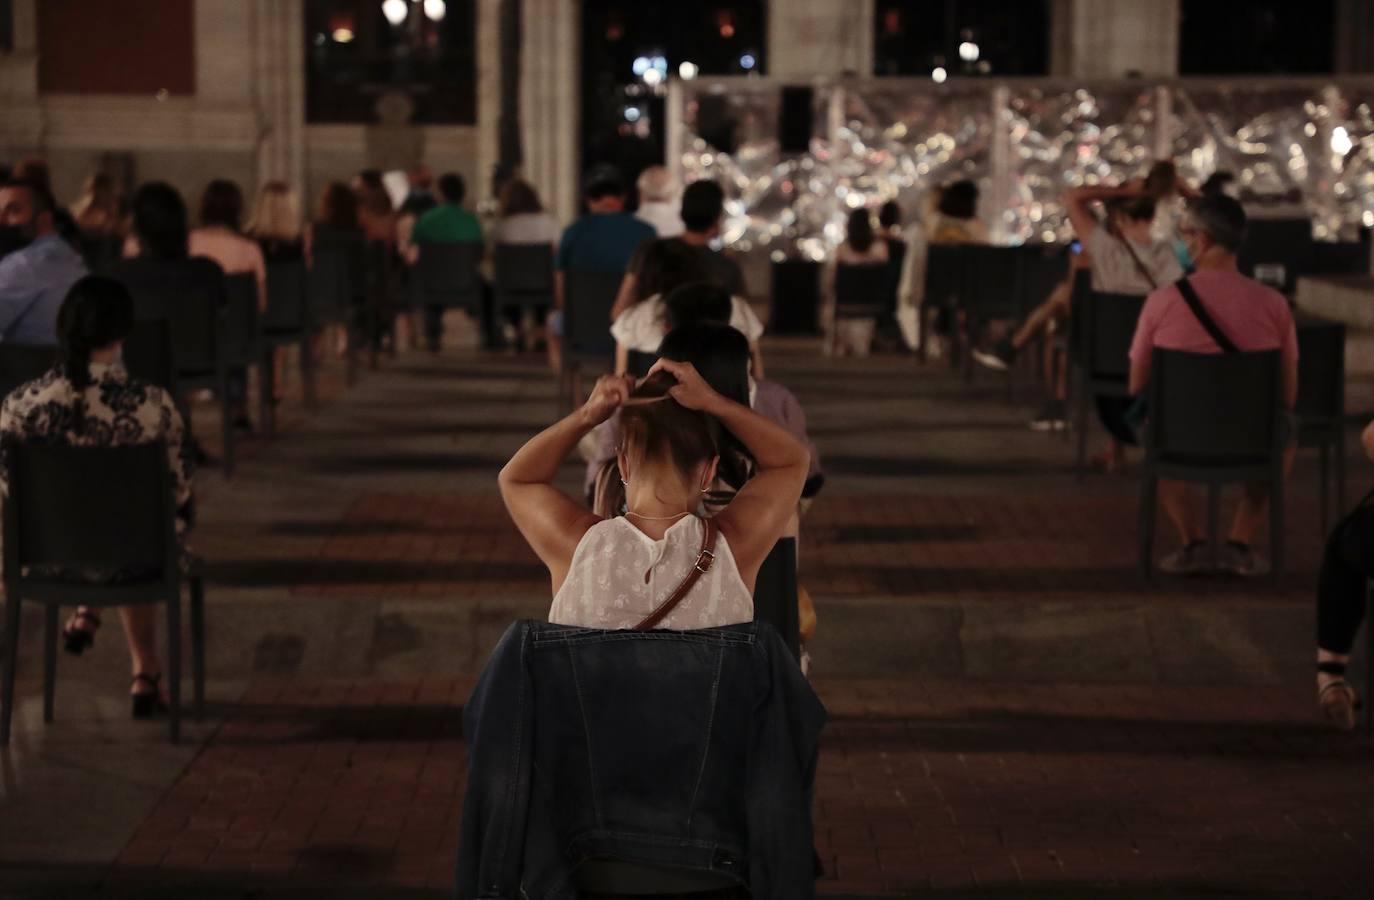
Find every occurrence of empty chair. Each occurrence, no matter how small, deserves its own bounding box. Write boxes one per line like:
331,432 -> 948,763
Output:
494,242 -> 555,310
1138,349 -> 1286,579
1074,290 -> 1147,477
831,263 -> 890,357
0,344 -> 58,400
261,261 -> 315,426
561,269 -> 624,406
0,442 -> 206,745
414,241 -> 482,313
1296,319 -> 1348,530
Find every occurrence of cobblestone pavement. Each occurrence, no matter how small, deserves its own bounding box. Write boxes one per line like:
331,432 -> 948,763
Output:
2,341 -> 1372,898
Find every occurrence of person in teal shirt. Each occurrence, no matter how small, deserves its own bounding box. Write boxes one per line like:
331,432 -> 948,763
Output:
412,173 -> 487,349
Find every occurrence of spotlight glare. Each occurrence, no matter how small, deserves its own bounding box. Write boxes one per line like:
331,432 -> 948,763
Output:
739,53 -> 756,71
932,66 -> 948,84
679,61 -> 699,81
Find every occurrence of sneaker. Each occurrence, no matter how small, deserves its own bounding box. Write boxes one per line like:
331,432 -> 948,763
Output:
1159,540 -> 1210,575
1219,541 -> 1271,577
971,338 -> 1015,372
1028,400 -> 1070,432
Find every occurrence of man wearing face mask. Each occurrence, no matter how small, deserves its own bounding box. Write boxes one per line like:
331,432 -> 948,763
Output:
0,180 -> 88,344
1128,194 -> 1299,576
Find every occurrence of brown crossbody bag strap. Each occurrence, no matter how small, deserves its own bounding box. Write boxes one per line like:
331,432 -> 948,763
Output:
633,518 -> 719,631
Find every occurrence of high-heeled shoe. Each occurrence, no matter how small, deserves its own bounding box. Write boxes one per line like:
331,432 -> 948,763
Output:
130,673 -> 169,720
62,610 -> 102,656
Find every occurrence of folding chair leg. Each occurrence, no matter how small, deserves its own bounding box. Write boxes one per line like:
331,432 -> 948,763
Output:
1139,472 -> 1157,581
166,597 -> 182,745
1,594 -> 22,745
260,351 -> 276,439
42,604 -> 56,723
301,337 -> 318,410
1319,443 -> 1330,534
220,387 -> 235,479
1271,472 -> 1285,580
1207,485 -> 1222,571
190,577 -> 205,721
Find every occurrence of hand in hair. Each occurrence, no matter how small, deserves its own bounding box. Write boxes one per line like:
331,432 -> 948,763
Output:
580,374 -> 636,428
646,359 -> 722,414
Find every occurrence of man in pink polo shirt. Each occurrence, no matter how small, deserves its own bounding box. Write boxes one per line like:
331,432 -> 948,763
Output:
1128,194 -> 1299,576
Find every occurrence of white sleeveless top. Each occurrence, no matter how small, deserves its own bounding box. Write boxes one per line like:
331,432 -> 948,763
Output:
550,516 -> 753,631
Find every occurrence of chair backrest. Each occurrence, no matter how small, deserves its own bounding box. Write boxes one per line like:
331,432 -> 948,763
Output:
495,243 -> 556,300
415,241 -> 483,310
306,248 -> 349,321
222,273 -> 260,366
264,261 -> 309,331
312,228 -> 368,310
563,269 -> 624,359
1147,349 -> 1283,461
961,245 -> 1025,319
77,231 -> 124,274
1066,269 -> 1093,364
923,243 -> 968,309
123,319 -> 177,393
115,263 -> 225,375
1295,319 -> 1346,424
1310,240 -> 1370,276
0,344 -> 58,401
833,263 -> 889,318
2,440 -> 173,582
752,538 -> 800,660
1085,290 -> 1146,380
1238,218 -> 1313,294
1020,244 -> 1070,311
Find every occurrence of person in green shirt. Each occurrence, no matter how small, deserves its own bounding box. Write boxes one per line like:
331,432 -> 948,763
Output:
412,173 -> 487,349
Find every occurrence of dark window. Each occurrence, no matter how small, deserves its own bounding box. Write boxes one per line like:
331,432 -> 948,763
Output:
305,0 -> 476,125
874,0 -> 1049,77
579,2 -> 767,190
1179,0 -> 1334,74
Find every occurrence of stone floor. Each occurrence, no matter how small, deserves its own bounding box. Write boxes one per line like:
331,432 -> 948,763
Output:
1,336 -> 1372,898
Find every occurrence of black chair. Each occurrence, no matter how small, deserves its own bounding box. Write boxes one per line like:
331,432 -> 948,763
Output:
1310,240 -> 1370,277
311,228 -> 368,383
223,273 -> 266,430
1138,349 -> 1286,580
919,243 -> 969,364
0,441 -> 206,745
960,246 -> 1027,389
753,538 -> 800,661
414,241 -> 483,313
1074,290 -> 1147,478
362,239 -> 397,366
833,263 -> 889,319
123,319 -> 178,396
1296,319 -> 1347,531
562,269 -> 624,408
76,231 -> 123,274
1238,218 -> 1313,295
0,344 -> 57,400
261,261 -> 316,431
494,243 -> 555,310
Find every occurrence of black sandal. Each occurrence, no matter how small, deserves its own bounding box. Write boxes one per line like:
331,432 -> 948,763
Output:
62,609 -> 102,656
1318,662 -> 1361,732
130,673 -> 169,720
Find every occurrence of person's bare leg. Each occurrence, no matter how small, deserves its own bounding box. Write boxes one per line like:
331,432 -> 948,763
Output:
118,606 -> 163,696
1228,445 -> 1296,544
1158,478 -> 1203,546
1011,279 -> 1072,350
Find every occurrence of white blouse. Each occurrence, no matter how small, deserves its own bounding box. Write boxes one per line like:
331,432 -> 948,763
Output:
610,294 -> 765,354
550,516 -> 753,631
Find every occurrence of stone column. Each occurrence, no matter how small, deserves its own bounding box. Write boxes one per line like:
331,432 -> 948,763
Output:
520,0 -> 579,224
475,0 -> 501,201
1050,0 -> 1179,78
768,0 -> 874,79
253,0 -> 306,195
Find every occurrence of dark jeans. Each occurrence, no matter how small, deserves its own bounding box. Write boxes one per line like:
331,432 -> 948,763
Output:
1317,496 -> 1374,654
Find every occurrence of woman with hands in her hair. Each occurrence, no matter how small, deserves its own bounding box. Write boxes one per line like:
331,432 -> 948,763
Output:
498,359 -> 810,630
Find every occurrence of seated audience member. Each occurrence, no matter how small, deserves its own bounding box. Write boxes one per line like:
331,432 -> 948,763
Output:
1314,420 -> 1374,730
612,179 -> 745,321
190,179 -> 267,311
305,182 -> 364,358
553,167 -> 656,371
609,240 -> 760,374
825,208 -> 889,357
491,178 -> 561,351
245,180 -> 305,263
634,165 -> 684,238
1128,194 -> 1298,576
411,172 -> 486,351
353,169 -> 398,246
0,276 -> 193,718
895,180 -> 988,353
500,357 -> 809,631
11,157 -> 80,248
70,173 -> 122,235
976,179 -> 1182,441
0,179 -> 87,343
398,165 -> 436,218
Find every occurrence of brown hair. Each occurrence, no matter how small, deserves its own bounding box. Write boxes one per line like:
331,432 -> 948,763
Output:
315,182 -> 359,229
619,372 -> 721,493
499,178 -> 544,216
199,179 -> 244,230
1144,161 -> 1177,200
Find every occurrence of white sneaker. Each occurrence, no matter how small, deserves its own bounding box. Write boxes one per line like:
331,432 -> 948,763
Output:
1158,541 -> 1210,575
1219,542 -> 1271,577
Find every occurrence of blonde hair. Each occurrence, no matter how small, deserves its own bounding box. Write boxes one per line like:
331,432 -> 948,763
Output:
70,173 -> 119,227
245,181 -> 301,241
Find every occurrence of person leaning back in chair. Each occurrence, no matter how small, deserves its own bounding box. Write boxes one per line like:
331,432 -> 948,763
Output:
1127,193 -> 1298,577
499,359 -> 809,630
